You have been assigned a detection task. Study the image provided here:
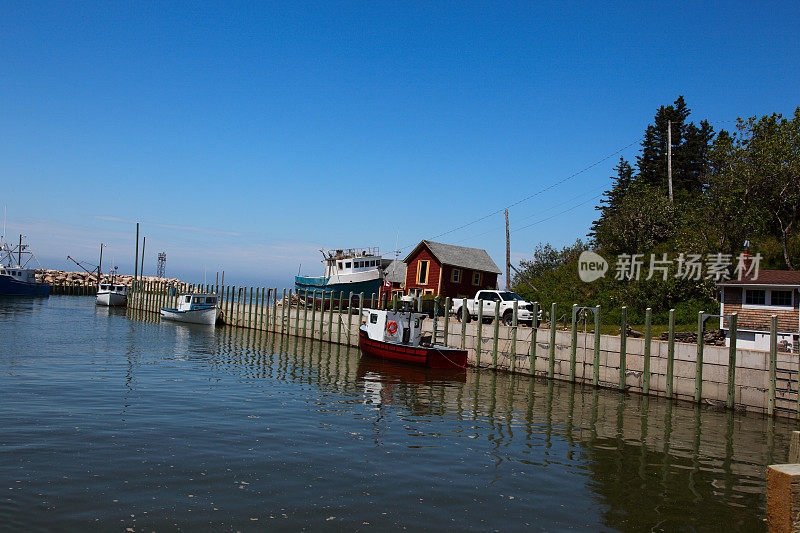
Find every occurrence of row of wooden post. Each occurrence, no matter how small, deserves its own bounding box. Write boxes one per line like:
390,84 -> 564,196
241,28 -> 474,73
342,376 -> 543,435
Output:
50,282 -> 98,296
129,283 -> 786,417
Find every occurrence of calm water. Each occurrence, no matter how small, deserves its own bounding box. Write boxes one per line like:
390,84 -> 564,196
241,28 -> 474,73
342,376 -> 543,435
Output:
0,296 -> 792,531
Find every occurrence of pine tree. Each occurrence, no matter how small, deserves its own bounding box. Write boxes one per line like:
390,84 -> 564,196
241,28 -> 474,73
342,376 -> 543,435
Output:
589,157 -> 634,240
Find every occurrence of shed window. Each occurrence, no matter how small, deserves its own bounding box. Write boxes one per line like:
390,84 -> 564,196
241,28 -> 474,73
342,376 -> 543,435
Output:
472,272 -> 482,286
451,268 -> 461,283
772,290 -> 793,307
745,289 -> 765,305
417,260 -> 429,285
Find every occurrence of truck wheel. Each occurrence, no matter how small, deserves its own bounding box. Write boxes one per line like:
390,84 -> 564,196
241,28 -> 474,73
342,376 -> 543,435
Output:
502,312 -> 514,326
459,308 -> 471,323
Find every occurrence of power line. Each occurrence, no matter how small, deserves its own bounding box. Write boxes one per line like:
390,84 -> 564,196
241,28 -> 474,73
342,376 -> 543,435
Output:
451,185 -> 608,244
398,137 -> 641,251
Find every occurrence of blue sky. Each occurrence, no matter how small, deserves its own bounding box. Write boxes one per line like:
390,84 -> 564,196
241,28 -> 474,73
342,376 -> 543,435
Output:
2,1 -> 798,288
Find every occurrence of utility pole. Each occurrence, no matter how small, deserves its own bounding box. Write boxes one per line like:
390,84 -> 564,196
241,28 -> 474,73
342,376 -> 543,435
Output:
140,236 -> 146,278
667,120 -> 673,203
505,209 -> 511,290
98,243 -> 104,287
134,223 -> 139,280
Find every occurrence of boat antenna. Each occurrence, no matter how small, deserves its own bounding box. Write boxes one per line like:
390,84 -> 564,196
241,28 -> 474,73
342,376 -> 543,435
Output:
2,204 -> 5,243
393,230 -> 400,262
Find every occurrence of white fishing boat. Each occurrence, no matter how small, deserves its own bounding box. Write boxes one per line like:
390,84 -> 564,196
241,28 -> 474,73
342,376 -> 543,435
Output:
96,283 -> 127,306
161,293 -> 219,325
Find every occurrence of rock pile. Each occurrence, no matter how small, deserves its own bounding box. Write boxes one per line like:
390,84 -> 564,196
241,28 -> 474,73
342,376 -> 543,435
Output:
38,269 -> 181,287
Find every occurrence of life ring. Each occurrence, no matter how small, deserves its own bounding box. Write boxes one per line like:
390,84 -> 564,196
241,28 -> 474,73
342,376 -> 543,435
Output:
386,320 -> 398,335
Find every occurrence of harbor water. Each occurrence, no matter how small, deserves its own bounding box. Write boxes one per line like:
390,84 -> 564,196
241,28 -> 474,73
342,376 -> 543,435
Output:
0,296 -> 791,531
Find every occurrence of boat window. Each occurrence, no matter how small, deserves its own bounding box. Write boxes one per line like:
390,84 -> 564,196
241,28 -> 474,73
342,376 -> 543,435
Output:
115,286 -> 124,291
207,297 -> 217,304
370,313 -> 378,324
337,261 -> 343,269
345,262 -> 351,268
414,318 -> 420,328
185,296 -> 191,303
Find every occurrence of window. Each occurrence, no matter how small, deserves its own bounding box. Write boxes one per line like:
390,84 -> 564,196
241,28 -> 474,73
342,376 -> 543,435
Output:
499,292 -> 524,301
345,262 -> 351,268
185,296 -> 191,303
337,261 -> 343,269
370,313 -> 378,324
451,268 -> 461,283
417,260 -> 429,284
772,290 -> 793,307
745,289 -> 766,305
472,272 -> 482,286
423,289 -> 434,295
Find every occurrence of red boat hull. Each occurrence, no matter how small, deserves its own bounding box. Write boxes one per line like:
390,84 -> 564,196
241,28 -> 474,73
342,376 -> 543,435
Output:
358,328 -> 467,369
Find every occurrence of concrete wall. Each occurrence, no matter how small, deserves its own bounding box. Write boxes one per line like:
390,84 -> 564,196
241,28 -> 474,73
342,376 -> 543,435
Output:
128,282 -> 798,420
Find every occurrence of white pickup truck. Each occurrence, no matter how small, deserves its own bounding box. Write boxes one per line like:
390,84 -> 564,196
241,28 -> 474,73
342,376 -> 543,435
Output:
450,290 -> 540,326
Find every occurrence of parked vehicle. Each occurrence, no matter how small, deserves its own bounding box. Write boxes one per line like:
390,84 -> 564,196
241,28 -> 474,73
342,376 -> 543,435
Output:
451,290 -> 541,326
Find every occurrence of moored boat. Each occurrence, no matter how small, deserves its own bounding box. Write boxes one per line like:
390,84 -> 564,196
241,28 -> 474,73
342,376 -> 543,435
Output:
161,293 -> 219,325
358,300 -> 467,369
0,236 -> 50,297
96,283 -> 128,306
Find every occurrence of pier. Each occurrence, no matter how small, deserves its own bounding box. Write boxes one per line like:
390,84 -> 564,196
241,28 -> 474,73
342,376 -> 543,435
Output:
127,280 -> 800,420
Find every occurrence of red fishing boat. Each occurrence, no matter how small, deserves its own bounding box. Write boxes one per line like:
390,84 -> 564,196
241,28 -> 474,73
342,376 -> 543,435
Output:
358,307 -> 467,369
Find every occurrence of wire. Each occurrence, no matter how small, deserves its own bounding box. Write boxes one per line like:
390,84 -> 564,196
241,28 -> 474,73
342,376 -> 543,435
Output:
450,185 -> 609,244
397,138 -> 641,251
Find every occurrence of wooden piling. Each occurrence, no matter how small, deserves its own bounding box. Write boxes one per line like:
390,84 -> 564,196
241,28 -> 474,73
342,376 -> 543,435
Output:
327,292 -> 334,342
643,308 -> 652,395
769,315 -> 778,417
460,298 -> 467,349
247,287 -> 253,328
570,304 -> 578,382
666,309 -> 675,398
727,313 -> 738,409
337,292 -> 344,344
548,303 -> 557,379
592,305 -> 601,386
318,291 -> 325,340
619,306 -> 627,391
443,297 -> 451,347
272,288 -> 278,333
530,302 -> 539,376
281,289 -> 287,334
491,304 -> 500,369
695,310 -> 706,403
475,299 -> 483,367
310,290 -> 317,338
510,300 -> 518,373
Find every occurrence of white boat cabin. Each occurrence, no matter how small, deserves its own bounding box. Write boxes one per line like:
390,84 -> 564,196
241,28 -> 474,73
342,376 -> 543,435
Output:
176,293 -> 219,311
0,267 -> 36,283
98,283 -> 127,295
362,308 -> 428,346
324,247 -> 382,277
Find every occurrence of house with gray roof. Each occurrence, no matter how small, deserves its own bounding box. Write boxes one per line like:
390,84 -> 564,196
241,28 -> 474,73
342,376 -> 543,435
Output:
403,240 -> 501,298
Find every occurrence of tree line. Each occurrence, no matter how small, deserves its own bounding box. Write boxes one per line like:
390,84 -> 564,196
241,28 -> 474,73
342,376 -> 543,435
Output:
511,97 -> 800,325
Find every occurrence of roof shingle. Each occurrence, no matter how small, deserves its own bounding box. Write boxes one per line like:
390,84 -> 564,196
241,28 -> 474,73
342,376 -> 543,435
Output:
404,240 -> 502,274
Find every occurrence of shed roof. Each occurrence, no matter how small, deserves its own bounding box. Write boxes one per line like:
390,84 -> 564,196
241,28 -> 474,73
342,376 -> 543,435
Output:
382,259 -> 407,284
718,270 -> 800,287
404,240 -> 502,274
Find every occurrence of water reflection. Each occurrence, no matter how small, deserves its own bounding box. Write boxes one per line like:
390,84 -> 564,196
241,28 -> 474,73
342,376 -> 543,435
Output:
5,300 -> 786,530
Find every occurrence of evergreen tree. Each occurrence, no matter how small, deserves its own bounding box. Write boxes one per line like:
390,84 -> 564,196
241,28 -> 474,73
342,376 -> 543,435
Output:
590,157 -> 634,239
